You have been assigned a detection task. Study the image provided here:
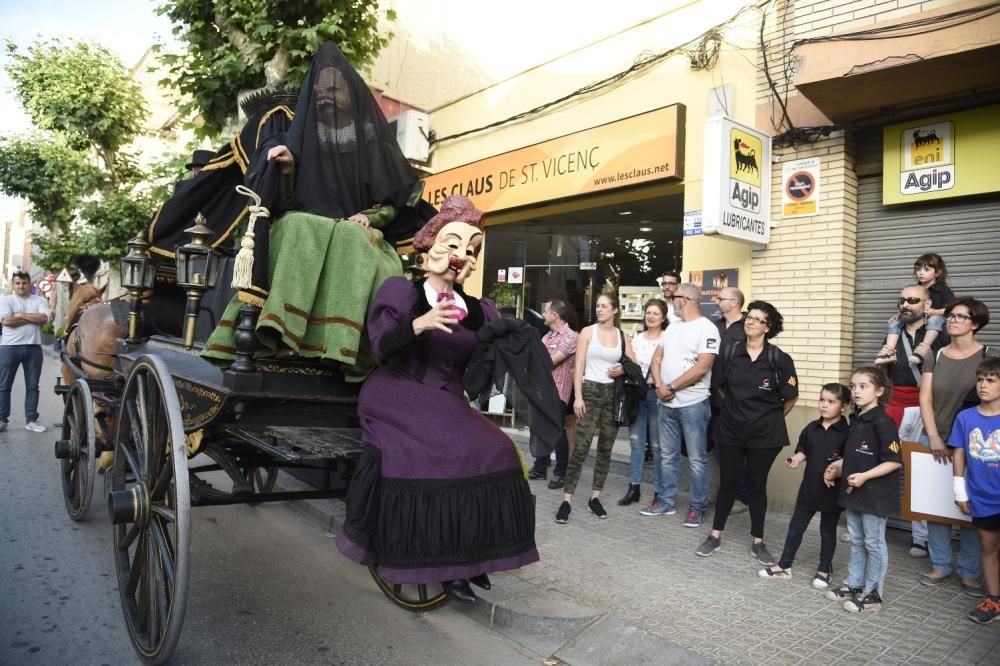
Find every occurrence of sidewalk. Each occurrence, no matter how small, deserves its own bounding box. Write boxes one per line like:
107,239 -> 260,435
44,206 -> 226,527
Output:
286,436 -> 999,665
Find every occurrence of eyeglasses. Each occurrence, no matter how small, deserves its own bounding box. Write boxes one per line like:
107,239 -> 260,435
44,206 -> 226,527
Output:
898,297 -> 924,305
662,281 -> 679,287
713,296 -> 735,303
745,315 -> 769,326
671,295 -> 688,302
946,312 -> 973,323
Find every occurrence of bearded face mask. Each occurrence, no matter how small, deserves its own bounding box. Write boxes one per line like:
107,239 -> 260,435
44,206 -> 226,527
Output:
425,221 -> 483,284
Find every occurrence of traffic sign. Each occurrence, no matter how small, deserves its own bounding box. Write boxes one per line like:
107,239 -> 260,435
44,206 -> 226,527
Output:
56,268 -> 74,282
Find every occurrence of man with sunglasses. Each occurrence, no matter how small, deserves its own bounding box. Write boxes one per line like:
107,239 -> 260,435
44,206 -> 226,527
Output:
0,271 -> 51,433
879,284 -> 944,558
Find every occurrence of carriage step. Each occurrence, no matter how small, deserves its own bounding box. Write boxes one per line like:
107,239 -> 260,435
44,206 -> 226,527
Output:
224,426 -> 367,463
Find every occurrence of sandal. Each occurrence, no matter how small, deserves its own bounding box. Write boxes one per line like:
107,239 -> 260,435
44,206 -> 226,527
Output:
758,566 -> 791,580
812,571 -> 832,589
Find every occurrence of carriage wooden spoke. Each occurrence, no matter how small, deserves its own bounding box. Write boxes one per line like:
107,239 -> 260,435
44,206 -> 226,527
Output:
56,379 -> 97,521
368,567 -> 448,612
109,356 -> 190,665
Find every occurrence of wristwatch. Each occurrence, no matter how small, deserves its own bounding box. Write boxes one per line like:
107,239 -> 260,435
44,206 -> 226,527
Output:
667,383 -> 675,393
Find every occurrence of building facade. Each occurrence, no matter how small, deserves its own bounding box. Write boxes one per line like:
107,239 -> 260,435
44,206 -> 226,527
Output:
373,0 -> 1000,508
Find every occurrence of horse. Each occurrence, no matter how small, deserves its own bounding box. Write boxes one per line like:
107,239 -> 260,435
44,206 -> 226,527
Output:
61,282 -> 122,470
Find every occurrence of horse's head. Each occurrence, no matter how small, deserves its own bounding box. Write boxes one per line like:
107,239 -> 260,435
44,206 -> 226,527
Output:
67,283 -> 106,326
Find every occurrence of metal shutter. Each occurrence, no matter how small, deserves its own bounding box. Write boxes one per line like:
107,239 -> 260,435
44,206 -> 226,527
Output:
854,177 -> 1000,367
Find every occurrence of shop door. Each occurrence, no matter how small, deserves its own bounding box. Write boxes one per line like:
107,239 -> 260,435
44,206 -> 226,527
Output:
853,176 -> 1000,367
520,264 -> 602,331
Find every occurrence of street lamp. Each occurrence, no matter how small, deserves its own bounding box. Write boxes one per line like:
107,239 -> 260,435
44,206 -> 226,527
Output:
174,215 -> 219,349
120,234 -> 157,341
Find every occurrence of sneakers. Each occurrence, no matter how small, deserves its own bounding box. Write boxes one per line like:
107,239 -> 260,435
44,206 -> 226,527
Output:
555,501 -> 571,524
873,354 -> 897,365
639,499 -> 676,516
695,534 -> 721,557
844,590 -> 883,613
683,509 -> 704,528
751,541 -> 776,566
812,572 -> 833,589
908,541 -> 929,558
528,469 -> 547,480
825,584 -> 862,601
25,421 -> 46,433
968,597 -> 1000,624
587,497 -> 608,519
547,476 -> 565,490
758,566 -> 791,580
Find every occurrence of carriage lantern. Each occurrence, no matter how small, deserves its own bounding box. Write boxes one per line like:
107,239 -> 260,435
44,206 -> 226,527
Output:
175,215 -> 218,349
120,234 -> 157,340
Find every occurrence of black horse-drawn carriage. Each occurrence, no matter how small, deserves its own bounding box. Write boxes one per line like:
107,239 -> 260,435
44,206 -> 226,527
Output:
53,206 -> 449,664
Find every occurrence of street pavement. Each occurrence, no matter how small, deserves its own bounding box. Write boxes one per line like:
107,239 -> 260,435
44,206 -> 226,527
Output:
3,349 -> 998,665
0,350 -> 540,665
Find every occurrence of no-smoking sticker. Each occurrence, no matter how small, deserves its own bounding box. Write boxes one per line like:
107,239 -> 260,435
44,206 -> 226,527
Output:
781,158 -> 821,218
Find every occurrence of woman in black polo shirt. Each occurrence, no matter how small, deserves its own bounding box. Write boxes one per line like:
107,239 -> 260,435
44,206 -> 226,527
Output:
696,301 -> 799,565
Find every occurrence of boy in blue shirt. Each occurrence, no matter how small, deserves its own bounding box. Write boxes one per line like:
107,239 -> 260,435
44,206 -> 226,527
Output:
950,356 -> 1000,624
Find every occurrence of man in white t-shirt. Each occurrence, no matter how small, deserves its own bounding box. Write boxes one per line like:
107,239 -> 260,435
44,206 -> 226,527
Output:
0,272 -> 52,432
643,282 -> 718,527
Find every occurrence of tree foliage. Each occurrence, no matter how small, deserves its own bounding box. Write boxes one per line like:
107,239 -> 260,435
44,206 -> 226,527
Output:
155,0 -> 395,138
0,133 -> 98,233
4,39 -> 147,185
1,38 -> 156,270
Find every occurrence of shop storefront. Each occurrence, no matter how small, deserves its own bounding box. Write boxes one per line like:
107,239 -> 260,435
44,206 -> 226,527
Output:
420,105 -> 686,331
852,105 -> 1000,365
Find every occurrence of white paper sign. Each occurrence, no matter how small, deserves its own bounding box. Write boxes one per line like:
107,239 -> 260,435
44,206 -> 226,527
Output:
507,267 -> 523,284
908,449 -> 972,524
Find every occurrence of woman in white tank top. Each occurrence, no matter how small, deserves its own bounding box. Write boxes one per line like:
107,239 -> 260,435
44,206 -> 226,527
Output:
555,292 -> 637,525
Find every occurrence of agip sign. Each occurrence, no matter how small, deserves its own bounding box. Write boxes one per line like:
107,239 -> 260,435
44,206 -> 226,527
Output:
701,116 -> 771,245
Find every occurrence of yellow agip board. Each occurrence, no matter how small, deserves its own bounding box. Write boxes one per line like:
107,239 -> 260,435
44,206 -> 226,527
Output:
883,104 -> 1000,205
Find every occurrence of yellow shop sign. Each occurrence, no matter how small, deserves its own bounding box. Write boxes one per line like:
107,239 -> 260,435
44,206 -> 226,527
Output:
883,105 -> 1000,205
421,105 -> 685,213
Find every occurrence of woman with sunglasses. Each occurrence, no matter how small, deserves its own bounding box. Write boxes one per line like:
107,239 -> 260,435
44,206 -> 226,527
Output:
697,301 -> 798,564
918,297 -> 992,596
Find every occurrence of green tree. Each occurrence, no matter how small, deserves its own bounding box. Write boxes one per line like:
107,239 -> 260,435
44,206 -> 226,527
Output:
2,38 -> 154,270
4,39 -> 147,186
156,0 -> 395,138
0,133 -> 99,233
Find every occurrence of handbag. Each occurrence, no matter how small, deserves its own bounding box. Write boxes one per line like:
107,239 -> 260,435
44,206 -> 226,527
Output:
613,330 -> 647,427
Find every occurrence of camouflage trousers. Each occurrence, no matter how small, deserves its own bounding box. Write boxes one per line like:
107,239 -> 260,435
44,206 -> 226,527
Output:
564,380 -> 618,495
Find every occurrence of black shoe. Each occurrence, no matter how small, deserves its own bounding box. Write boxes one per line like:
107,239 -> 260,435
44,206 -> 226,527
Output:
555,501 -> 571,524
617,483 -> 641,506
443,579 -> 478,604
588,497 -> 608,518
547,476 -> 565,490
469,573 -> 491,590
528,469 -> 547,480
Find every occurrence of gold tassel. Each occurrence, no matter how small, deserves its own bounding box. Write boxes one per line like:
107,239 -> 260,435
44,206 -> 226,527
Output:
186,429 -> 204,456
231,185 -> 270,290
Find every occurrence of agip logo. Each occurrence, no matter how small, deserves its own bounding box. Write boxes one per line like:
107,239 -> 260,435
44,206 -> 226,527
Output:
730,129 -> 762,213
900,121 -> 954,195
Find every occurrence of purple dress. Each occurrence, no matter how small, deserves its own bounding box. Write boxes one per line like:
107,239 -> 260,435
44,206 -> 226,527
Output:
337,277 -> 539,583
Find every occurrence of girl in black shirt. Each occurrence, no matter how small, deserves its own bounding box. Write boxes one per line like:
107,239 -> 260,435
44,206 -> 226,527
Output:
758,383 -> 850,589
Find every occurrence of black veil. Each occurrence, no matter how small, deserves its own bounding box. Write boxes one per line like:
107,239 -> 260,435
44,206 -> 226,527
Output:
284,41 -> 432,243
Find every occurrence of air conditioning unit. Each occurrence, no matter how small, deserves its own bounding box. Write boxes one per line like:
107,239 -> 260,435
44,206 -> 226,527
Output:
389,110 -> 430,163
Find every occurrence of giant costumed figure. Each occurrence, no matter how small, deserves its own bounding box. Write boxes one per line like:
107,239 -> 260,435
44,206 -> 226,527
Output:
337,196 -> 547,604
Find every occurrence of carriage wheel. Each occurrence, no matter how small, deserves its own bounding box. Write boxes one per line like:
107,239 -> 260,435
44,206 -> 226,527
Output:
368,567 -> 448,612
108,356 -> 191,665
57,379 -> 97,521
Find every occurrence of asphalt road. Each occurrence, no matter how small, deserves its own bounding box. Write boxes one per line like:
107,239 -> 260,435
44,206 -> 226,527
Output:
0,351 -> 541,665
